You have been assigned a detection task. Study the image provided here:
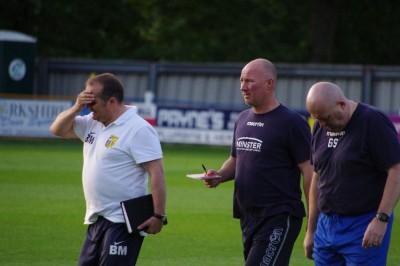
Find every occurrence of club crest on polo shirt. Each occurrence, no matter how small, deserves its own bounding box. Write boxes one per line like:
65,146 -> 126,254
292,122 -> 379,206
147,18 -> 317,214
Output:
105,135 -> 119,148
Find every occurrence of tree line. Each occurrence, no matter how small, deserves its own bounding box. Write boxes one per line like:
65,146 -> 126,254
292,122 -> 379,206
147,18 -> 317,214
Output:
1,0 -> 399,65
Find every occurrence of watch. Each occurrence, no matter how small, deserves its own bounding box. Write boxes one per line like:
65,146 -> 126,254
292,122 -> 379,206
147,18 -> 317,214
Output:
153,213 -> 168,225
375,212 -> 390,223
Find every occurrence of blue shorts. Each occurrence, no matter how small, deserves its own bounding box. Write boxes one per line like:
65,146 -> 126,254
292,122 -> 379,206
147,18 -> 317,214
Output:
78,216 -> 144,266
314,211 -> 393,266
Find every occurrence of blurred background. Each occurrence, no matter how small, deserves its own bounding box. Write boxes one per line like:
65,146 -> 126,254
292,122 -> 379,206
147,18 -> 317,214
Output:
0,0 -> 399,142
1,2 -> 399,265
2,0 -> 399,64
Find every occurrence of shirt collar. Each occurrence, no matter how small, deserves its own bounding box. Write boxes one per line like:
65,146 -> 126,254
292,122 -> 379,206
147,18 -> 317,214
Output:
110,105 -> 137,126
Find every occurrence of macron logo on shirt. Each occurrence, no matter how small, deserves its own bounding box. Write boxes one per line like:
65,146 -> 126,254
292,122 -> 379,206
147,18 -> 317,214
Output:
247,121 -> 264,127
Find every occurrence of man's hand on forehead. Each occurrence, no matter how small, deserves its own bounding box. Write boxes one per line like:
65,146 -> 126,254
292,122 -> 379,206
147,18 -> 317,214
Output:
76,90 -> 96,106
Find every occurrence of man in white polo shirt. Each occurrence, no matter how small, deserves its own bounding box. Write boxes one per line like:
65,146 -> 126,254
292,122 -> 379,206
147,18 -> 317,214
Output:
50,73 -> 166,265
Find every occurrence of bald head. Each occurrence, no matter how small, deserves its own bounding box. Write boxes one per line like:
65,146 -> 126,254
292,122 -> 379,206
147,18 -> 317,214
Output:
243,58 -> 277,81
240,58 -> 280,113
306,82 -> 355,132
306,82 -> 346,112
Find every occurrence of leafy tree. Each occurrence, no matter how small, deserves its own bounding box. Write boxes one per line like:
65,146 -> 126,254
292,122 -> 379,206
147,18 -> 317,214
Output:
0,0 -> 142,58
332,0 -> 400,64
130,0 -> 312,62
1,0 -> 399,64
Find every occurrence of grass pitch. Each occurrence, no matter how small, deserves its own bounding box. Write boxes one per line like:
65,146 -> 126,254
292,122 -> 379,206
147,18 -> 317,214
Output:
0,139 -> 398,265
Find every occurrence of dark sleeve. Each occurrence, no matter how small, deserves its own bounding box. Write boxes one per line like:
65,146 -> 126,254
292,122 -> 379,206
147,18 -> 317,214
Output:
310,121 -> 321,167
230,121 -> 237,158
368,112 -> 400,170
287,116 -> 312,164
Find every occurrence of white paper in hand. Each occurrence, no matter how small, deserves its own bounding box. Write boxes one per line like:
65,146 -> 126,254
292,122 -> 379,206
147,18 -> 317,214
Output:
186,173 -> 221,180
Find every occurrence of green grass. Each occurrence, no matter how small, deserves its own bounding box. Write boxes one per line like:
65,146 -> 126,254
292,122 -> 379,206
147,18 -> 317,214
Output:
0,139 -> 399,265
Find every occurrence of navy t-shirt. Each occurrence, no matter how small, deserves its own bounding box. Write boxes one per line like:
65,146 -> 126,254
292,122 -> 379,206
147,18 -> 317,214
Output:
232,104 -> 311,218
311,103 -> 400,215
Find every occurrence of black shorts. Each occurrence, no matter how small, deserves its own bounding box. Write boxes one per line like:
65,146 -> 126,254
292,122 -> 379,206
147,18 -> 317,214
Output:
78,216 -> 144,266
240,213 -> 303,266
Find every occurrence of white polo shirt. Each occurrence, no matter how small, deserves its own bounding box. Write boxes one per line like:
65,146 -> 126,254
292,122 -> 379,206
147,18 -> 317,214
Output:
73,106 -> 162,224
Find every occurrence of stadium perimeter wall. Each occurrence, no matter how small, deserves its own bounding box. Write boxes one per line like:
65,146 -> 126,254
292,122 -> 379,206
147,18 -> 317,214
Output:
33,58 -> 400,114
0,59 -> 399,144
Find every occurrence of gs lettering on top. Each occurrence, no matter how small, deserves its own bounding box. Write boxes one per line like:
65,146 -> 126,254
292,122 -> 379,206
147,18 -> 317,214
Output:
328,138 -> 338,148
326,131 -> 345,149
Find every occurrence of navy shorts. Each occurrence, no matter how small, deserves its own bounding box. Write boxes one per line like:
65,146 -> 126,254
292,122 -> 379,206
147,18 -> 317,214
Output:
78,216 -> 144,266
240,213 -> 303,266
314,211 -> 393,266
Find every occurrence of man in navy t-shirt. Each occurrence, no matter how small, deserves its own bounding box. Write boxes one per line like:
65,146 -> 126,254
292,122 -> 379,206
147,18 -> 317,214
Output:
205,58 -> 313,265
304,82 -> 400,265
